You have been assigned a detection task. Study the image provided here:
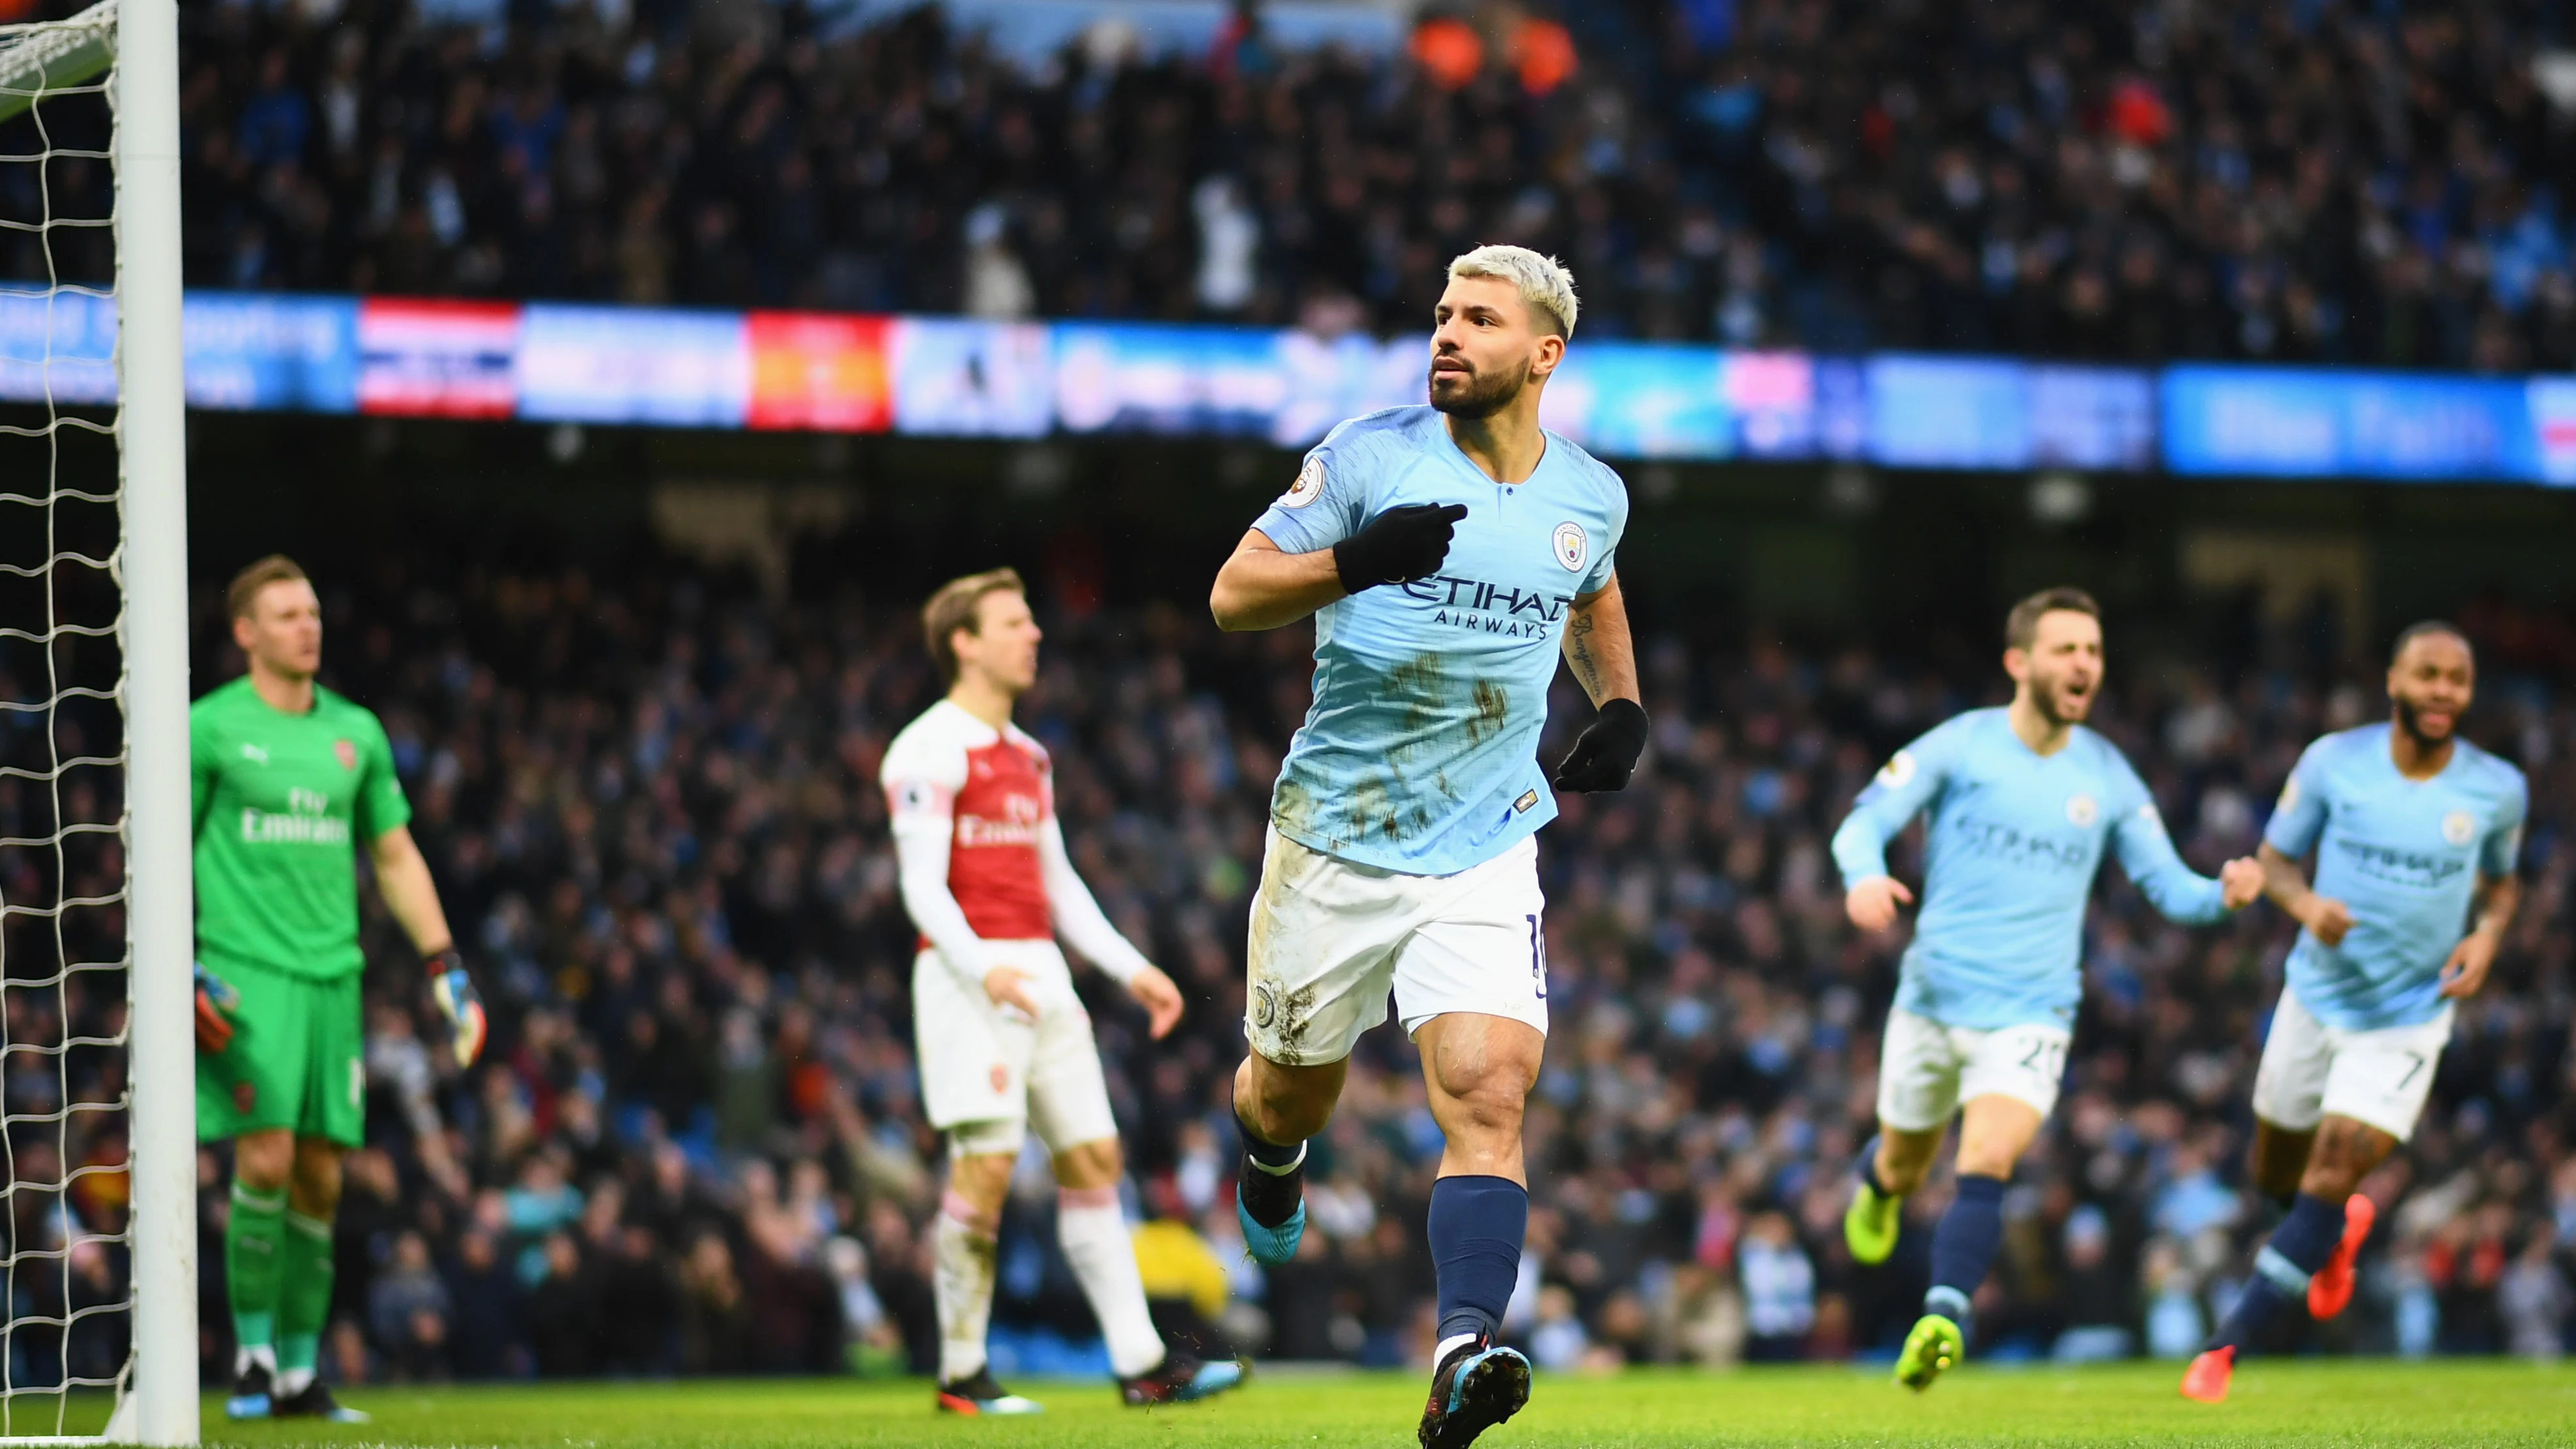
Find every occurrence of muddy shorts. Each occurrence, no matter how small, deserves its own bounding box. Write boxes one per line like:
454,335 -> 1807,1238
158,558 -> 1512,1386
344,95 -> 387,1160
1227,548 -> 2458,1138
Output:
1242,825 -> 1548,1066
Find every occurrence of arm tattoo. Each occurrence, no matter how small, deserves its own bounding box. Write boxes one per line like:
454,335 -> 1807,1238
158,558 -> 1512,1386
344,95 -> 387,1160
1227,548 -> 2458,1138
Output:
1565,607 -> 1603,699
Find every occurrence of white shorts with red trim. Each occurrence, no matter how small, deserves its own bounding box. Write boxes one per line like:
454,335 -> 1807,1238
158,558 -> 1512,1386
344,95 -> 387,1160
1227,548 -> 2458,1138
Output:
913,940 -> 1118,1157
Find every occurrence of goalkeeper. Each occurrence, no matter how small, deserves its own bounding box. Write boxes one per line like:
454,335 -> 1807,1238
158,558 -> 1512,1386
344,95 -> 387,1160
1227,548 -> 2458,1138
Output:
191,556 -> 485,1422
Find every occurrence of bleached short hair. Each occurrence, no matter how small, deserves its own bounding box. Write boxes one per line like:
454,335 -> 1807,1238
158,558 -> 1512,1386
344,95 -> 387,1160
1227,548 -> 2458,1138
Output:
1446,245 -> 1580,339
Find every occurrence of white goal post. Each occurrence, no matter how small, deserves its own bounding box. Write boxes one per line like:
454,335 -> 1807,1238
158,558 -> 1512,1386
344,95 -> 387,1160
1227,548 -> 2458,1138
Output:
0,0 -> 192,1442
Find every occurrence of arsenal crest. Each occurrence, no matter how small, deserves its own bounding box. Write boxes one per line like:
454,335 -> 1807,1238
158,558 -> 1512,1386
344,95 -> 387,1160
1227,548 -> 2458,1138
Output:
334,738 -> 357,771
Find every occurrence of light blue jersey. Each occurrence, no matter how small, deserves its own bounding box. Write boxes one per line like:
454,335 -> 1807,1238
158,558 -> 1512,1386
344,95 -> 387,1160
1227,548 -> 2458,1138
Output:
1832,709 -> 2230,1030
1249,406 -> 1628,874
2266,724 -> 2526,1031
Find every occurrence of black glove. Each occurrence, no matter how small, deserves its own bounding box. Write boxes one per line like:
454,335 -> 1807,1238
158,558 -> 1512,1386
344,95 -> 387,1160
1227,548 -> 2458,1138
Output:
1551,697 -> 1649,793
1332,503 -> 1468,593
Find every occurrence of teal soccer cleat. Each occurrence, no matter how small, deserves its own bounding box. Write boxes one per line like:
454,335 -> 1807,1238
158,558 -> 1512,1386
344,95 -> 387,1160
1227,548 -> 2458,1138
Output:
1237,1193 -> 1307,1265
1236,1137 -> 1309,1265
1122,1354 -> 1247,1405
1418,1339 -> 1532,1449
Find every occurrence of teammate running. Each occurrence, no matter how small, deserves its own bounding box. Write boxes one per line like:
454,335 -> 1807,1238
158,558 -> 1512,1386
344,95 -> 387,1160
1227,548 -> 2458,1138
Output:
880,567 -> 1244,1415
193,556 -> 486,1422
2182,622 -> 2524,1403
1830,587 -> 2264,1392
1211,245 -> 1646,1449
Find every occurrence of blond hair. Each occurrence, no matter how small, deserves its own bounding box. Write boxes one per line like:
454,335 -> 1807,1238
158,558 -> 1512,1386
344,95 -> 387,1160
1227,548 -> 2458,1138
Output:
225,554 -> 310,621
1447,245 -> 1580,338
921,567 -> 1026,684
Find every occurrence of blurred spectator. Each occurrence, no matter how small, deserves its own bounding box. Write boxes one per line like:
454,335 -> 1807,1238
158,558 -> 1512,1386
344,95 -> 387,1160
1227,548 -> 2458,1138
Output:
365,1230 -> 453,1381
525,1232 -> 596,1377
677,1232 -> 752,1374
1737,1211 -> 1814,1360
2052,1205 -> 2133,1363
1528,1284 -> 1589,1372
2498,1232 -> 2569,1361
825,1235 -> 909,1375
441,1228 -> 526,1377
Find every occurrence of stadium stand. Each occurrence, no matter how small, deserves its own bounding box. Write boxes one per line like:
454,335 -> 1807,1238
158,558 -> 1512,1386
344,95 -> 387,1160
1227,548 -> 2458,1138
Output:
7,537 -> 2564,1381
131,0 -> 2576,366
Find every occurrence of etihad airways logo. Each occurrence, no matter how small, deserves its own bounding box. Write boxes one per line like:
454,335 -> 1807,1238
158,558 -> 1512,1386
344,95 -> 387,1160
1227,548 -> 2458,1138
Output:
1395,575 -> 1576,640
2332,837 -> 2468,889
1948,815 -> 2095,874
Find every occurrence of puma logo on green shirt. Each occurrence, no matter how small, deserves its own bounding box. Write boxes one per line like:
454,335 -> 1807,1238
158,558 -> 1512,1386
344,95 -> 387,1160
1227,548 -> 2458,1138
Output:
190,677 -> 409,981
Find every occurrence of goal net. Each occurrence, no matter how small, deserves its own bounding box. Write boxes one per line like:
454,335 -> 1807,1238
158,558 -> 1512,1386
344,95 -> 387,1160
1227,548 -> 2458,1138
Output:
0,0 -> 192,1443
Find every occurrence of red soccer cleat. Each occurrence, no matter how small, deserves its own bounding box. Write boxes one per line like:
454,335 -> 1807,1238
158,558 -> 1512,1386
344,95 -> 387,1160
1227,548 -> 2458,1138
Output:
2179,1345 -> 2233,1403
2306,1194 -> 2377,1321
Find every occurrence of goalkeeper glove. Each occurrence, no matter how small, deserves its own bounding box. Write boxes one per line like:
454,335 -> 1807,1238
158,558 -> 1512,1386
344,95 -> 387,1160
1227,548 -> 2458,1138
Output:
193,961 -> 238,1055
1550,697 -> 1649,793
1333,503 -> 1468,593
425,947 -> 487,1067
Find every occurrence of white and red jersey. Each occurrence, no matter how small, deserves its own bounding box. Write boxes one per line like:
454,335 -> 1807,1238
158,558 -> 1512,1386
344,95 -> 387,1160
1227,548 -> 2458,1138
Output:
881,699 -> 1056,942
882,697 -> 1151,989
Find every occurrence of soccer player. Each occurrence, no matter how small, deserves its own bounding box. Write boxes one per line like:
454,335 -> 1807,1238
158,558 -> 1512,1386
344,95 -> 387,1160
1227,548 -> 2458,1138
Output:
880,568 -> 1245,1414
1211,245 -> 1646,1449
2181,623 -> 2523,1403
191,556 -> 486,1422
1830,587 -> 2264,1391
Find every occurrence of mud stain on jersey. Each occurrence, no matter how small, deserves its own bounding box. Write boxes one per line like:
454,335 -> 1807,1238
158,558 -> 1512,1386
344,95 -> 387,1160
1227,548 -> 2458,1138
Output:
1273,774 -> 1318,843
1467,679 -> 1509,747
1384,652 -> 1451,764
1348,774 -> 1407,842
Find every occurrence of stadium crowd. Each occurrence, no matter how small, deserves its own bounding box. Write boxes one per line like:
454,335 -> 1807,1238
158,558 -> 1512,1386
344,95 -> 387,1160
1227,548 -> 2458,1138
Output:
0,543 -> 2511,1384
112,0 -> 2576,369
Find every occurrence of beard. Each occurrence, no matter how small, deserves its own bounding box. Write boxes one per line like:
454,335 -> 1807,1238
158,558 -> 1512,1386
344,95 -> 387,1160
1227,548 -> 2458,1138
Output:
2394,695 -> 2453,745
2030,674 -> 2095,726
1427,357 -> 1529,419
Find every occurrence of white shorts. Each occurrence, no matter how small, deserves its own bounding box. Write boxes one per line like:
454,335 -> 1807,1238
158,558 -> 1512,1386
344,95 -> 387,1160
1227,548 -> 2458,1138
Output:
912,940 -> 1118,1158
1243,826 -> 1548,1066
2251,987 -> 2452,1143
1875,1007 -> 2071,1132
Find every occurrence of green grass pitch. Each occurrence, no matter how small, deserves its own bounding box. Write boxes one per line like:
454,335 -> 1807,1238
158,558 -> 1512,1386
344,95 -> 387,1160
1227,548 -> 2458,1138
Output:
168,1361 -> 2576,1448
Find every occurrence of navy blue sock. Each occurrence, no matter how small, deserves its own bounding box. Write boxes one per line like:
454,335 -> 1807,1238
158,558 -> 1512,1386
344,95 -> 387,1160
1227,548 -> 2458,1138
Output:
1923,1173 -> 2007,1328
2206,1192 -> 2345,1352
1232,1092 -> 1303,1170
1857,1136 -> 1892,1198
1429,1175 -> 1527,1347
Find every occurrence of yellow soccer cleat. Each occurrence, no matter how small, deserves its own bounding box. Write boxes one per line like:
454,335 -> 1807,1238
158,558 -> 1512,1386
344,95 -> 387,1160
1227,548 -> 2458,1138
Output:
1844,1179 -> 1902,1266
1894,1313 -> 1965,1392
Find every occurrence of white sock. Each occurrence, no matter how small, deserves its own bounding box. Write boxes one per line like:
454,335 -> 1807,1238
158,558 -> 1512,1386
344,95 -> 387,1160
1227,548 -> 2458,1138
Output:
934,1195 -> 1000,1384
233,1344 -> 276,1380
1435,1331 -> 1480,1367
274,1366 -> 313,1397
1057,1187 -> 1165,1379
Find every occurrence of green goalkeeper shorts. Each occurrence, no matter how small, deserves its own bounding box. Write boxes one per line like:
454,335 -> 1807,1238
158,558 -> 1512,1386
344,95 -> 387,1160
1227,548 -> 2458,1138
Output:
194,957 -> 365,1147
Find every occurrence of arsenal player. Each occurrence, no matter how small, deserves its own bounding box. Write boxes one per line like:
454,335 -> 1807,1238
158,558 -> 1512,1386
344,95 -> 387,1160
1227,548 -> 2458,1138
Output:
878,567 -> 1243,1414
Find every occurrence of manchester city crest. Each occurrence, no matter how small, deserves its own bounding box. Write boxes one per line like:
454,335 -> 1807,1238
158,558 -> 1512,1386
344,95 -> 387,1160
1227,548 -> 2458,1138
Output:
1552,521 -> 1587,571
